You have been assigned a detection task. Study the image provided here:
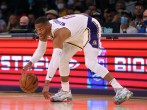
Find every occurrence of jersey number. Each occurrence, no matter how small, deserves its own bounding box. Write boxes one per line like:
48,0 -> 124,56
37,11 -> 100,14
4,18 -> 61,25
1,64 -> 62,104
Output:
62,15 -> 75,19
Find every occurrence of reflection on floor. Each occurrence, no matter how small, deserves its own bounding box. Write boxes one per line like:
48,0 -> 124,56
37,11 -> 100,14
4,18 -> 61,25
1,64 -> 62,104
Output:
0,93 -> 147,110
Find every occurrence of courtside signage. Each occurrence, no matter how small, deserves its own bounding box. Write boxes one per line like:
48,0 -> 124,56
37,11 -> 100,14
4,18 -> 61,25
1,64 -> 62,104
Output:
0,38 -> 147,90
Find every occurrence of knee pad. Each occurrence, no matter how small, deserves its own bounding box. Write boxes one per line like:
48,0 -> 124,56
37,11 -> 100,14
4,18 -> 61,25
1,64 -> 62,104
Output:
59,43 -> 79,76
85,57 -> 109,78
84,43 -> 109,78
59,58 -> 70,76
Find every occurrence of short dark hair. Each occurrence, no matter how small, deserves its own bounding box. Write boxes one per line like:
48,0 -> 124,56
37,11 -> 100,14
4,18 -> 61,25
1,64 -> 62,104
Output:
35,16 -> 48,24
135,2 -> 145,9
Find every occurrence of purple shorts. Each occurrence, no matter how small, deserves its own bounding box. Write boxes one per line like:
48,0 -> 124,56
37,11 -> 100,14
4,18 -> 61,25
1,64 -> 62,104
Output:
87,16 -> 99,48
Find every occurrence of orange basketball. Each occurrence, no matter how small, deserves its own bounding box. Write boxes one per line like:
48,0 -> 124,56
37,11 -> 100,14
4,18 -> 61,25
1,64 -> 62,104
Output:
19,73 -> 38,93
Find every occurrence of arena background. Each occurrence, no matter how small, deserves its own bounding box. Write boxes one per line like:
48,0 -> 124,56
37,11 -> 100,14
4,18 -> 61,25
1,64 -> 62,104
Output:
0,33 -> 147,97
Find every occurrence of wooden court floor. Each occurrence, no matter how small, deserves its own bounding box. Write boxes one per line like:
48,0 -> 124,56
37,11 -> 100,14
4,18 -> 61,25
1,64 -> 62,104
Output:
0,92 -> 147,110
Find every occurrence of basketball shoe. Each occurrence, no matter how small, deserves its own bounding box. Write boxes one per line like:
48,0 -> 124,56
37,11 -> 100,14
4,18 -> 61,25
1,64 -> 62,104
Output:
114,88 -> 133,105
50,89 -> 72,102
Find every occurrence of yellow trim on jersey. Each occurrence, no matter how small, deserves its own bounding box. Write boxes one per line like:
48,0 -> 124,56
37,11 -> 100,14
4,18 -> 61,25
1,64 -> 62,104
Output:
66,42 -> 83,49
83,28 -> 90,48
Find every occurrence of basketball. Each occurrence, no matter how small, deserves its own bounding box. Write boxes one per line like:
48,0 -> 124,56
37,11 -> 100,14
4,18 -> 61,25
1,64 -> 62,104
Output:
19,73 -> 38,93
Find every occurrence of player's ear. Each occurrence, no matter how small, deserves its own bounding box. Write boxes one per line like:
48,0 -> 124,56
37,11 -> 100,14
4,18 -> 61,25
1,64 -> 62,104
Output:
46,23 -> 51,29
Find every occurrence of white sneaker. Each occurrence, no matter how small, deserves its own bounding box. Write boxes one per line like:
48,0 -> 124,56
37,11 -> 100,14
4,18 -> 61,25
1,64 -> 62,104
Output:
114,88 -> 133,105
50,89 -> 72,102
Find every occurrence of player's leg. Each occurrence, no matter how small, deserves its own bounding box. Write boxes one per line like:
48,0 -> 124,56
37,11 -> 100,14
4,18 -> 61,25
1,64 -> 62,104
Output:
50,43 -> 80,102
84,43 -> 114,83
84,43 -> 133,105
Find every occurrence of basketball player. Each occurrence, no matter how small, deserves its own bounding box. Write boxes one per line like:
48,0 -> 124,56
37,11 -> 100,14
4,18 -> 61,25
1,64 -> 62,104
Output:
22,14 -> 133,105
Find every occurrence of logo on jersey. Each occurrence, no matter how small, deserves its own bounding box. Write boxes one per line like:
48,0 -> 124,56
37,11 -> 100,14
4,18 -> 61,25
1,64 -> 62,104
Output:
92,40 -> 97,46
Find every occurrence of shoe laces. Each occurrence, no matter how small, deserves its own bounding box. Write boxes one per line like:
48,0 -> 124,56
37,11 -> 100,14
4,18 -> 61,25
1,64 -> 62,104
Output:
54,89 -> 69,97
115,88 -> 127,98
54,89 -> 63,96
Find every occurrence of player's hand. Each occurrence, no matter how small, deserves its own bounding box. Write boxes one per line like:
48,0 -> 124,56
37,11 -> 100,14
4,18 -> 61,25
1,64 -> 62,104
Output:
22,61 -> 32,74
42,85 -> 51,100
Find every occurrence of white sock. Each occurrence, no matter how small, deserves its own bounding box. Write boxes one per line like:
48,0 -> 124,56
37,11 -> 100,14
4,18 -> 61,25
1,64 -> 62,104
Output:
110,78 -> 123,89
61,81 -> 70,91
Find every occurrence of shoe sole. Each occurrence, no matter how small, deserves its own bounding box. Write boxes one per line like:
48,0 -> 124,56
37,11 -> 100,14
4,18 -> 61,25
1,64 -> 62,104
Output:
50,97 -> 72,102
114,91 -> 133,105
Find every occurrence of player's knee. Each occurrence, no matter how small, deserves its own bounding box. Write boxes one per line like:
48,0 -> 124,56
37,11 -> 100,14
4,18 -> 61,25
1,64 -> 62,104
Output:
85,57 -> 109,78
85,58 -> 94,69
59,59 -> 70,76
60,57 -> 69,66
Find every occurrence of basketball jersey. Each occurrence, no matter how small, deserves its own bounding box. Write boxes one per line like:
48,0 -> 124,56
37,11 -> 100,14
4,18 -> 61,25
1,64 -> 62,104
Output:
49,14 -> 101,48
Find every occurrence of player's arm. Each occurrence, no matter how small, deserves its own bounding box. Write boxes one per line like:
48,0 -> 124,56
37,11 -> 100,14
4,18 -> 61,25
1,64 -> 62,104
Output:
44,27 -> 71,83
42,47 -> 62,100
22,39 -> 47,74
30,40 -> 47,64
42,28 -> 71,99
53,27 -> 71,48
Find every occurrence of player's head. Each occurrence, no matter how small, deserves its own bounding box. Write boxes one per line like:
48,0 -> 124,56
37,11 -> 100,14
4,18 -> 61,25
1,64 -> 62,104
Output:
35,16 -> 51,40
